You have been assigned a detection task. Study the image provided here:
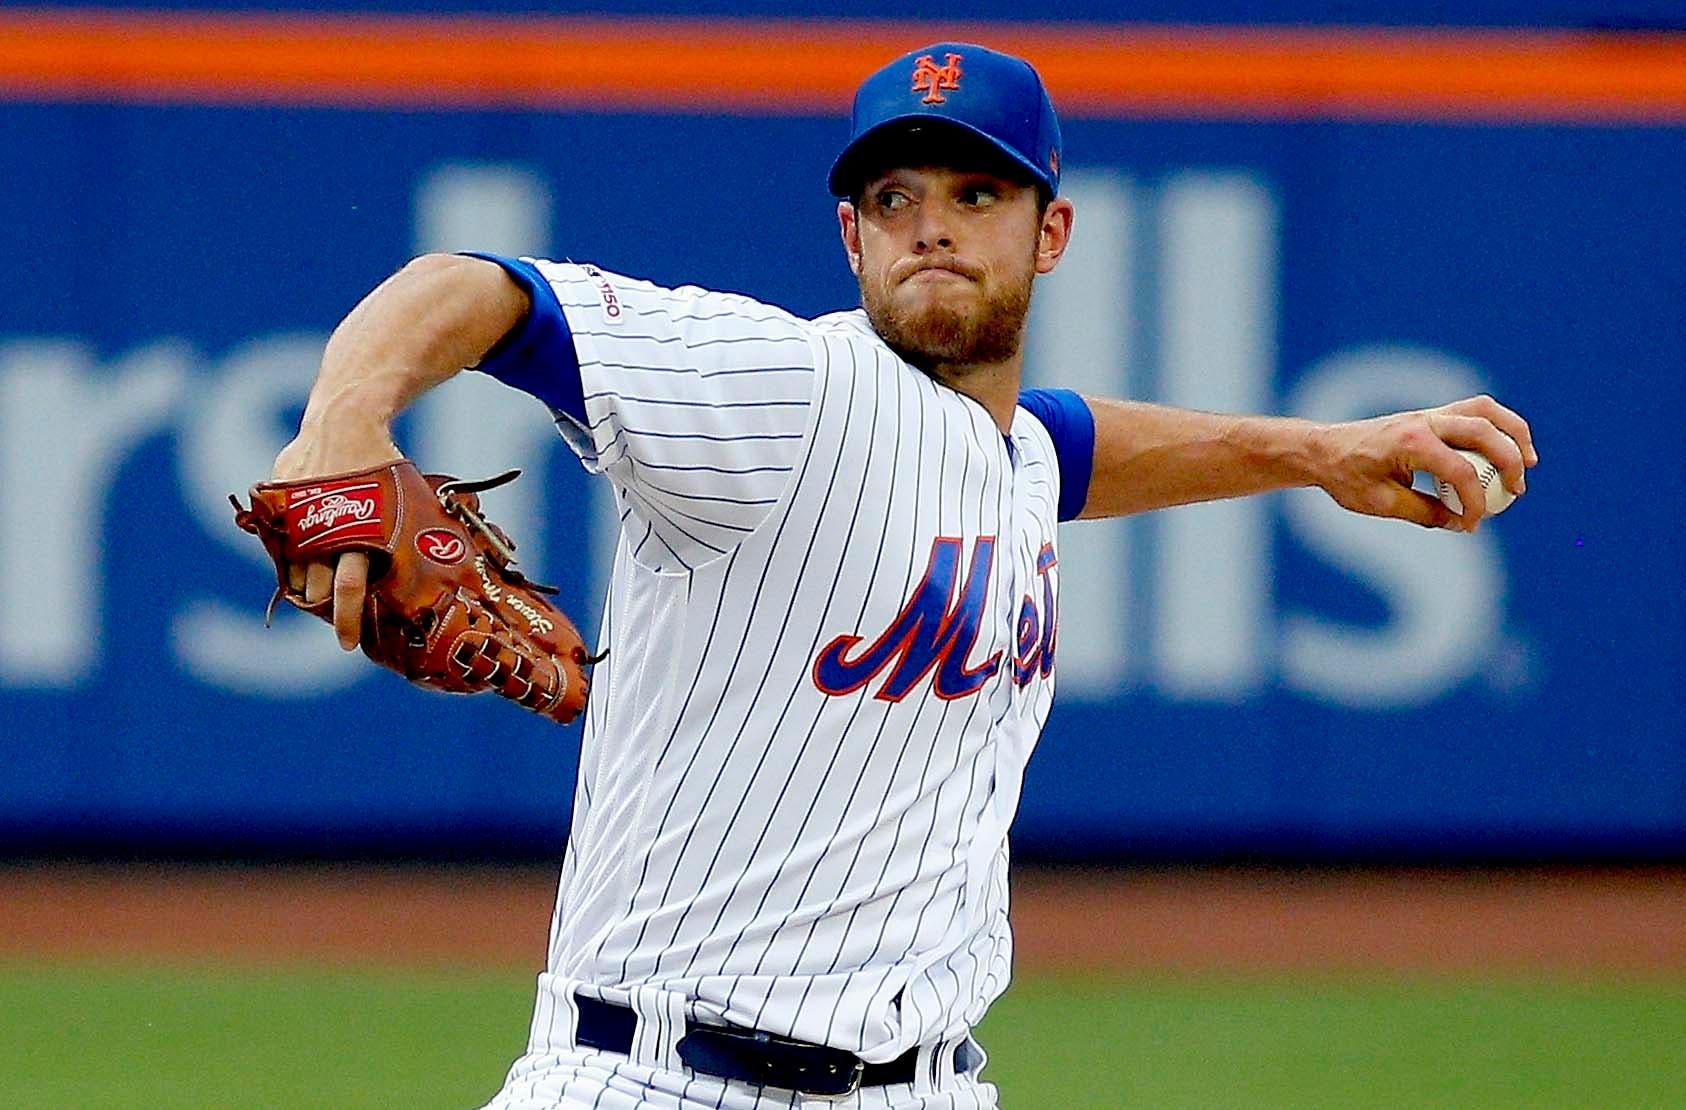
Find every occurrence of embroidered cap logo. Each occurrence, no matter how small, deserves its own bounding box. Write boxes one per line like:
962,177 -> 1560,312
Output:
911,52 -> 963,105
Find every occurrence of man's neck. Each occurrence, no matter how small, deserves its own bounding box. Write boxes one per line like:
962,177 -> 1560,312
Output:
926,357 -> 1023,435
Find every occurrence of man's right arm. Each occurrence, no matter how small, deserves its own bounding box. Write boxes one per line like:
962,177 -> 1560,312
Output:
272,252 -> 529,648
1074,394 -> 1534,529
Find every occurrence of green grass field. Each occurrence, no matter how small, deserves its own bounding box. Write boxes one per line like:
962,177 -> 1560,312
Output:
4,961 -> 1682,1108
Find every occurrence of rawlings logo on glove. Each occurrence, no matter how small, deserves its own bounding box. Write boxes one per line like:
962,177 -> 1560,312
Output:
416,528 -> 467,564
231,460 -> 598,724
294,488 -> 380,537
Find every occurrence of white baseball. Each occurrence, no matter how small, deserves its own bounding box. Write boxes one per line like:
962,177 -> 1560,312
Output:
1435,448 -> 1515,516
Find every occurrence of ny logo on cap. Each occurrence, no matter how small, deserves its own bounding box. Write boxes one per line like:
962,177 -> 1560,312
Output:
911,52 -> 963,104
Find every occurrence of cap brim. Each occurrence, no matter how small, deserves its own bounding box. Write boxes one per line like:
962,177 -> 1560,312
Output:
827,115 -> 1052,198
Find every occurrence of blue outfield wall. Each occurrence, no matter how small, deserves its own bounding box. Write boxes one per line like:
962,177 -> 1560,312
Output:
0,97 -> 1681,860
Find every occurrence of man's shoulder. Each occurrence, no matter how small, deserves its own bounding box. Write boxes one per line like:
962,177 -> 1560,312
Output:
525,258 -> 823,337
807,307 -> 880,342
1012,393 -> 1080,470
805,309 -> 918,371
1011,402 -> 1059,453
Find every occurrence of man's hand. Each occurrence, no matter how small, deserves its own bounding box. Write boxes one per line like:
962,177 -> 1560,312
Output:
1312,394 -> 1538,531
234,460 -> 595,724
270,416 -> 403,650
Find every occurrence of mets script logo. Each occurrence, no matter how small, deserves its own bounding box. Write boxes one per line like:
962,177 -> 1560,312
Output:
813,536 -> 1057,702
1012,543 -> 1058,686
912,52 -> 963,105
415,528 -> 466,565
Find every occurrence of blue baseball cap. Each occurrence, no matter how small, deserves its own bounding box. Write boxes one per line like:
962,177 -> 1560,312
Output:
828,42 -> 1062,200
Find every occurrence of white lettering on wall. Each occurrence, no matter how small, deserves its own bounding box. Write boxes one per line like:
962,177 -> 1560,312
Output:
1282,346 -> 1506,706
0,339 -> 188,686
1024,170 -> 1137,693
172,333 -> 364,694
414,162 -> 553,258
1024,169 -> 1509,707
1151,173 -> 1276,700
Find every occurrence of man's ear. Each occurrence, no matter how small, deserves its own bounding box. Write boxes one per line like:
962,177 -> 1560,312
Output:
838,200 -> 863,277
1035,197 -> 1076,275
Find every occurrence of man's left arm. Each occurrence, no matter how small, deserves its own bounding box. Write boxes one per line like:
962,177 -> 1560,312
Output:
1075,394 -> 1537,531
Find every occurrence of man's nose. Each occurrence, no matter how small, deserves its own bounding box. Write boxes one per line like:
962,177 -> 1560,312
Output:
913,208 -> 954,253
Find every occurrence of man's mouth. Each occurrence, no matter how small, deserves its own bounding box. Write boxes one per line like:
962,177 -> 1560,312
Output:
907,267 -> 971,284
899,260 -> 978,286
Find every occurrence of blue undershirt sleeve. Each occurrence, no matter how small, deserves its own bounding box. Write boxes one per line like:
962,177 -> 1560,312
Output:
459,252 -> 587,425
1018,387 -> 1096,522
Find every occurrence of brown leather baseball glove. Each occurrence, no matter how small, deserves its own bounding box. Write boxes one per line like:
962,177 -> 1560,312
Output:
231,460 -> 596,724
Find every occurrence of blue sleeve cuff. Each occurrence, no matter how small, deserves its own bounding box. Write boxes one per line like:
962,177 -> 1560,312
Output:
1018,388 -> 1095,522
460,252 -> 587,424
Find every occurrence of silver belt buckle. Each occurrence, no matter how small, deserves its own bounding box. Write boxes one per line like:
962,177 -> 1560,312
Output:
796,1056 -> 865,1101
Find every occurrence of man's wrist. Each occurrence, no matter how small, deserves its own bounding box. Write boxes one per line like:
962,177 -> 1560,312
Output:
1225,415 -> 1330,491
301,377 -> 401,433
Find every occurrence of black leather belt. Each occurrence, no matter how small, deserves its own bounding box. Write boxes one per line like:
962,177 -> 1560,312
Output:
572,993 -> 974,1097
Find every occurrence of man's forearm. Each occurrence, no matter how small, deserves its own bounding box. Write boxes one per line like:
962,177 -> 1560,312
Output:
1077,397 -> 1326,519
300,253 -> 528,435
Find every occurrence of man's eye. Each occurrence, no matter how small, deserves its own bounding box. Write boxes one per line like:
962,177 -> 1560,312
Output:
877,190 -> 909,211
963,188 -> 998,207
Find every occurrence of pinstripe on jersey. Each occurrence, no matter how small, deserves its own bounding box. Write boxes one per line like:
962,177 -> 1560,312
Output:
474,259 -> 1065,1076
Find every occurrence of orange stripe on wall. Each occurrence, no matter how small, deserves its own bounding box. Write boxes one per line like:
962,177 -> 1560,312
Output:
1,9 -> 1683,122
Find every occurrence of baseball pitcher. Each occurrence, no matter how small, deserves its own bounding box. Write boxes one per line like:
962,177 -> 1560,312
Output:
242,42 -> 1536,1109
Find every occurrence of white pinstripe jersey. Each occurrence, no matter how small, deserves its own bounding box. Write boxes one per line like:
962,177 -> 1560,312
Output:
486,258 -> 1064,1065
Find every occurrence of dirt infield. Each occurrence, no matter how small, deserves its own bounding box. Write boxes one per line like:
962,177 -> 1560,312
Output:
3,865 -> 1682,977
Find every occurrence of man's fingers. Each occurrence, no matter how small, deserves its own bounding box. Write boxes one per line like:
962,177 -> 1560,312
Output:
1429,412 -> 1528,496
304,561 -> 334,606
333,552 -> 370,651
288,563 -> 306,594
1386,485 -> 1456,530
1449,394 -> 1538,468
1411,435 -> 1485,530
298,555 -> 369,647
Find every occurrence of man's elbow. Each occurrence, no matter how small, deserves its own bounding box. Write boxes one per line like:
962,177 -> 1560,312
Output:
399,251 -> 496,282
398,253 -> 528,314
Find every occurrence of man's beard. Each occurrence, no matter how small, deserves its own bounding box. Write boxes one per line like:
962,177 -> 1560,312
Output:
859,262 -> 1034,372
